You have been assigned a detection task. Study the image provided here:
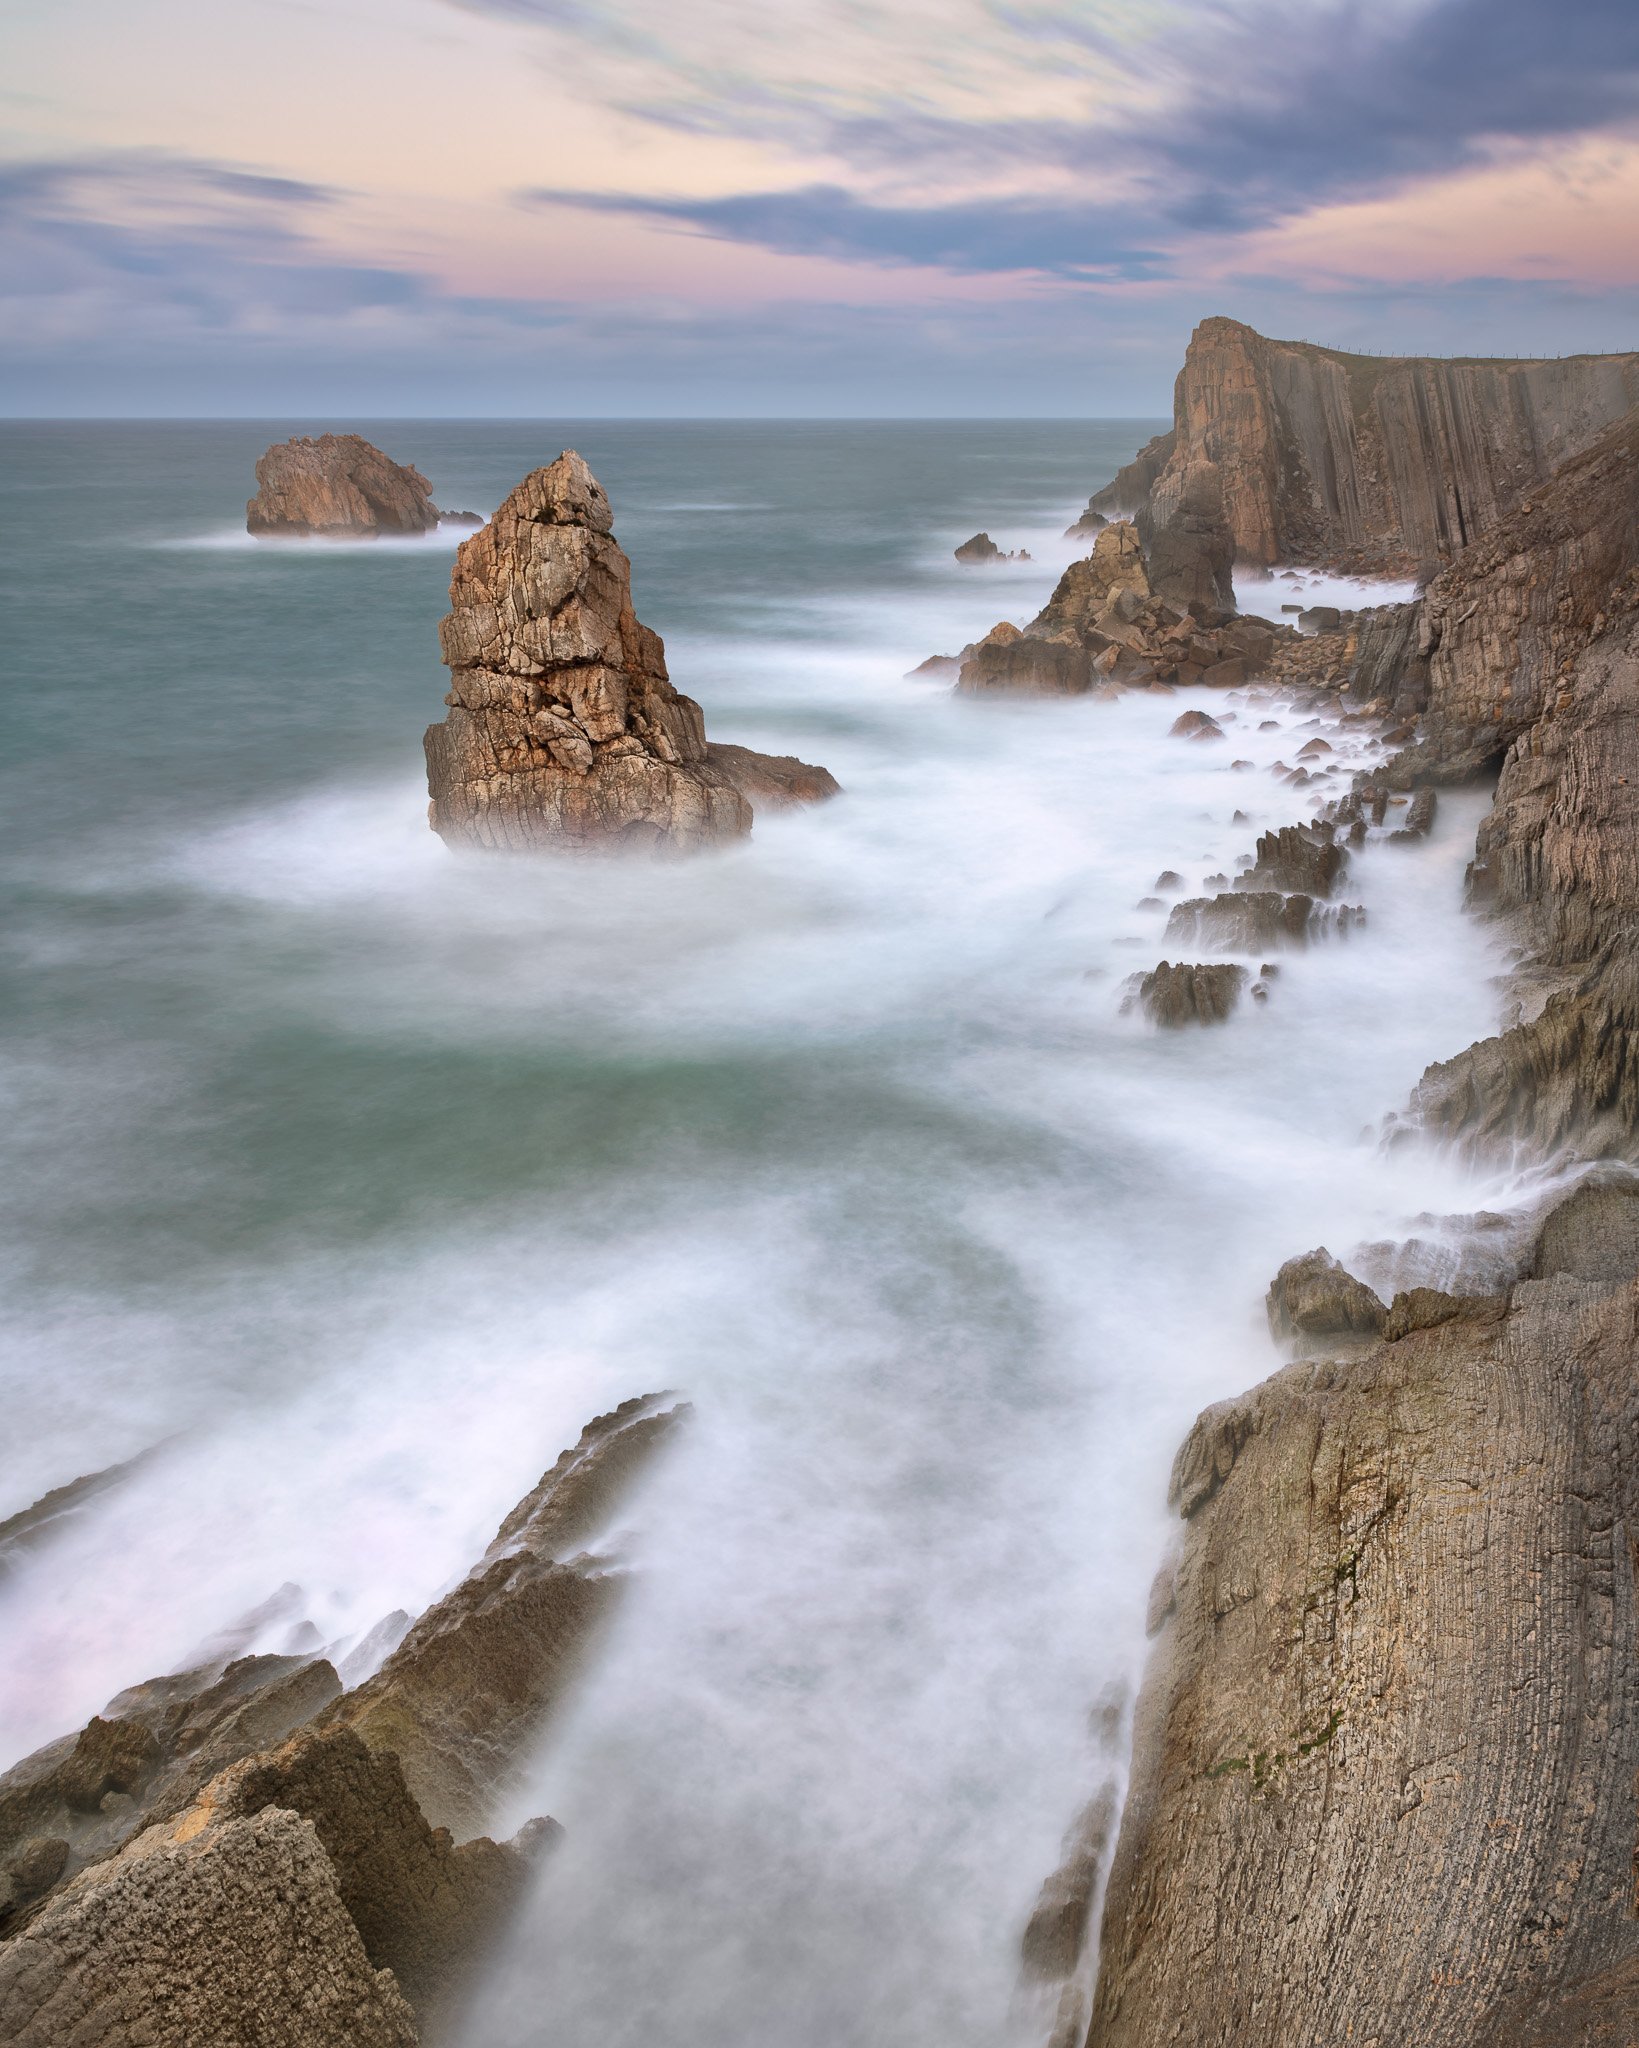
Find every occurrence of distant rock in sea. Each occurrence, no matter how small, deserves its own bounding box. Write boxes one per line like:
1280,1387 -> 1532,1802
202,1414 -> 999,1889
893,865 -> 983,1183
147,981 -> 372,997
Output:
954,532 -> 1030,563
423,451 -> 836,854
246,434 -> 454,538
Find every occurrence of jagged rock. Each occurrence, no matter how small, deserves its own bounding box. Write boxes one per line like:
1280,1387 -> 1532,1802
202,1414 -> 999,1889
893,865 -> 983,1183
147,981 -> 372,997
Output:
1127,962 -> 1247,1026
1164,893 -> 1330,951
1168,710 -> 1222,740
1234,825 -> 1346,897
1529,1170 -> 1639,1289
954,532 -> 1002,562
331,1392 -> 688,1836
1086,1277 -> 1639,2047
247,435 -> 443,538
0,1395 -> 685,2044
424,454 -> 773,855
703,744 -> 840,811
1090,315 -> 1639,572
0,1803 -> 419,2048
1266,1249 -> 1386,1342
956,629 -> 1093,696
1137,456 -> 1236,613
1387,787 -> 1437,841
1019,1784 -> 1119,1984
1347,600 -> 1430,716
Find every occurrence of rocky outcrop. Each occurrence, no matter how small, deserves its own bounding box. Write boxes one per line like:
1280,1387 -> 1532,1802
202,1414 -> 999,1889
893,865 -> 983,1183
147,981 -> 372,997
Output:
1126,962 -> 1247,1026
1091,316 -> 1639,572
956,522 -> 1283,698
955,532 -> 1029,562
424,453 -> 831,854
1265,1247 -> 1386,1343
1234,824 -> 1346,897
1086,1260 -> 1639,2048
1135,455 -> 1236,613
247,435 -> 455,538
0,1395 -> 686,2046
704,744 -> 842,812
1164,891 -> 1363,953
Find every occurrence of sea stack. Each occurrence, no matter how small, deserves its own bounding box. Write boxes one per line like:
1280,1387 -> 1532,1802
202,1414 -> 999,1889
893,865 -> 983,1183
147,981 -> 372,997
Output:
246,434 -> 450,538
424,452 -> 834,854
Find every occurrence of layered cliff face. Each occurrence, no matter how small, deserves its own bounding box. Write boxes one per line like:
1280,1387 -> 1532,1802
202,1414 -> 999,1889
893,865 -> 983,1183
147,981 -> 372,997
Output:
247,435 -> 446,538
425,452 -> 834,854
0,1395 -> 686,2048
1088,1261 -> 1639,2048
1092,316 -> 1639,572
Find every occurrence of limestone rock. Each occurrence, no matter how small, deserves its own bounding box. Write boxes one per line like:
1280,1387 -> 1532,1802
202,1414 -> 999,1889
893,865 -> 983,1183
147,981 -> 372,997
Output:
0,1802 -> 418,2048
247,435 -> 442,538
1091,315 -> 1639,572
704,744 -> 840,811
1165,891 -> 1363,952
1087,1277 -> 1639,2047
1265,1248 -> 1386,1342
1233,824 -> 1346,897
1127,962 -> 1247,1026
423,453 -> 768,855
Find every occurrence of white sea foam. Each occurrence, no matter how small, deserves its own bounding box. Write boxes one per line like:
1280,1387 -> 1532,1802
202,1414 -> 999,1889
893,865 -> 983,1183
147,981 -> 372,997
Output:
145,522 -> 479,553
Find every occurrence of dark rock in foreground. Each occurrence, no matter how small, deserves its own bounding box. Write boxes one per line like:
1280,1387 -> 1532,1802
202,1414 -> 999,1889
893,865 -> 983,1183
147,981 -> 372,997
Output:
0,1394 -> 687,2047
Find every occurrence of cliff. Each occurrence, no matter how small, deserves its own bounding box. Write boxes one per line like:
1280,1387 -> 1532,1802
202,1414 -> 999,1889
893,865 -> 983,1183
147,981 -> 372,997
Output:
1091,317 -> 1639,572
424,452 -> 834,854
1074,397 -> 1639,2046
0,1395 -> 686,2047
247,435 -> 446,538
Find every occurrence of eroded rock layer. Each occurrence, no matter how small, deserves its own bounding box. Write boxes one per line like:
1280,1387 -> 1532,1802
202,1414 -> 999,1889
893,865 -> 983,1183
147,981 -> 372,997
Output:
0,1395 -> 686,2047
1092,316 -> 1639,573
424,453 -> 834,854
1088,1263 -> 1639,2048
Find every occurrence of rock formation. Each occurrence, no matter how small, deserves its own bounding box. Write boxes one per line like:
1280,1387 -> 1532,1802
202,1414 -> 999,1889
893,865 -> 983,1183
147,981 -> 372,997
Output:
1164,892 -> 1363,953
1126,962 -> 1248,1026
0,1394 -> 686,2047
246,435 -> 464,538
955,522 -> 1281,698
1089,316 -> 1639,573
1073,386 -> 1639,2048
1087,1255 -> 1638,2048
423,452 -> 835,854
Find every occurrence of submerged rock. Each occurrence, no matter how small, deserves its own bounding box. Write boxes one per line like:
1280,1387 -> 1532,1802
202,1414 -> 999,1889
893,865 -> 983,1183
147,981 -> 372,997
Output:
424,453 -> 831,855
247,435 -> 443,538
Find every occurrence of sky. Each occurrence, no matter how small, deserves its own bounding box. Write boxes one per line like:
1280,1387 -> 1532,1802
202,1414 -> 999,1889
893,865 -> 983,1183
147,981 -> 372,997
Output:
2,0 -> 1638,414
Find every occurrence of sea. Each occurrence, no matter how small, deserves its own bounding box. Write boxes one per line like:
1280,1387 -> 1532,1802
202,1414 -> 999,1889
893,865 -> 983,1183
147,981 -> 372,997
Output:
0,420 -> 1513,2044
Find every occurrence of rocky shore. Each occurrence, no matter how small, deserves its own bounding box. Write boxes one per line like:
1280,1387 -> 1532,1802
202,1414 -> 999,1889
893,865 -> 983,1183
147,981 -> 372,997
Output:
1027,329 -> 1639,2047
0,1395 -> 686,2046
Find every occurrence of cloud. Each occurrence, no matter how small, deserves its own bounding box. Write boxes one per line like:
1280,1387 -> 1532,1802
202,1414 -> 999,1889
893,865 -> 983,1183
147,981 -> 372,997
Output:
524,184 -> 1170,278
471,0 -> 1639,275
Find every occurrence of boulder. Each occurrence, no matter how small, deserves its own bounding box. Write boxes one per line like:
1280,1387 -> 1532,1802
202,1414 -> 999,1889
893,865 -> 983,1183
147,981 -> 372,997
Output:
424,453 -> 786,855
1168,710 -> 1222,741
1266,1248 -> 1387,1343
247,435 -> 442,538
957,631 -> 1093,697
1297,604 -> 1343,634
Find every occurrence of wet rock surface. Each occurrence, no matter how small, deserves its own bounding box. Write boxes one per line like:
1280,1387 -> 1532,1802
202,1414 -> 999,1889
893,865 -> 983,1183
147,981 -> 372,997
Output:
0,1395 -> 686,2046
1127,961 -> 1248,1026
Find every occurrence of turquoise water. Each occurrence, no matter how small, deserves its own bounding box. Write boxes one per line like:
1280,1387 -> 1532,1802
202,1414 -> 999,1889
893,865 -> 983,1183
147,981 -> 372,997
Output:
0,420 -> 1509,2046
